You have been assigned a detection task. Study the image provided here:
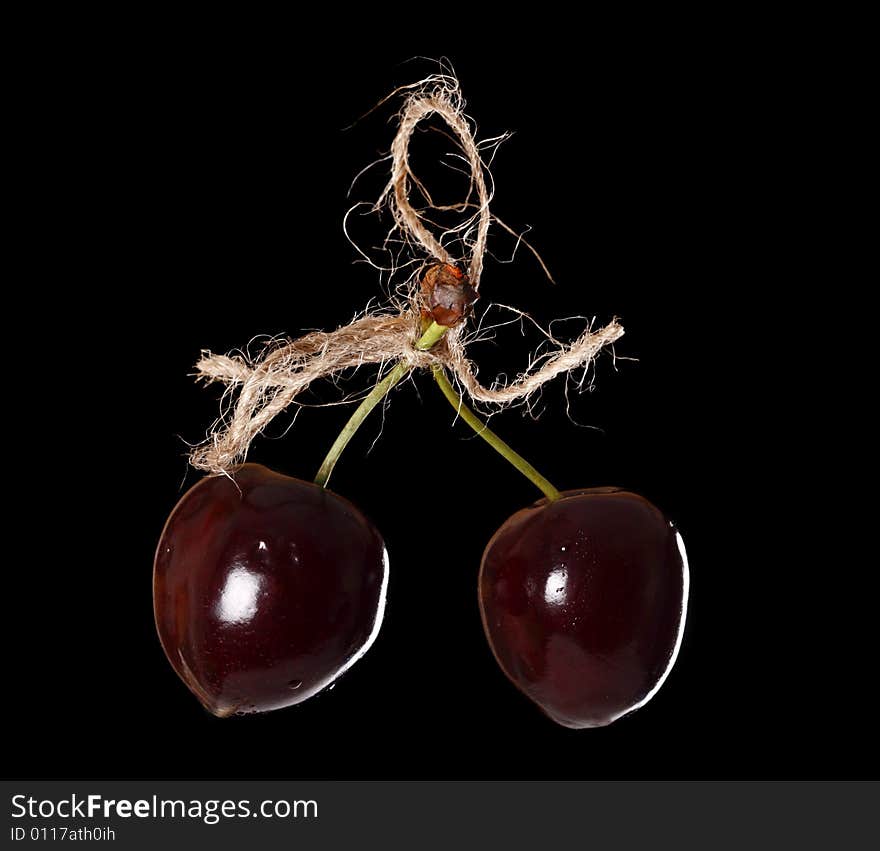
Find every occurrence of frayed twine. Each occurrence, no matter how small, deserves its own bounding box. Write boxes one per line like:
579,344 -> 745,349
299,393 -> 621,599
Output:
190,72 -> 624,474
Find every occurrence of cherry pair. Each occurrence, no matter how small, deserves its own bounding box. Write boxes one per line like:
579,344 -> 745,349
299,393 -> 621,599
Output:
154,463 -> 688,728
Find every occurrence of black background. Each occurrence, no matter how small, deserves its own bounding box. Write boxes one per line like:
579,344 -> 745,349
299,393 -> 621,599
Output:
8,32 -> 873,779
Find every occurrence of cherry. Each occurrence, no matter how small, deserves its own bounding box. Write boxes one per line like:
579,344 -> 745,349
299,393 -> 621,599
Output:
479,488 -> 688,728
153,463 -> 388,717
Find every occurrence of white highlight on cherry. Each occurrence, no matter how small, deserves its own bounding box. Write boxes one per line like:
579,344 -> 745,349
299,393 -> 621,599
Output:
544,565 -> 569,607
619,529 -> 690,721
216,565 -> 264,625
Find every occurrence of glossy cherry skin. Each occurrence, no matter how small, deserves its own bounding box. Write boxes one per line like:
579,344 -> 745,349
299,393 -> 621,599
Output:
153,464 -> 388,717
479,488 -> 688,728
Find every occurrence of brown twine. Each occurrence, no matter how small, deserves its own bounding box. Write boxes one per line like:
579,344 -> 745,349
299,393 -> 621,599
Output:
189,74 -> 624,474
377,78 -> 490,289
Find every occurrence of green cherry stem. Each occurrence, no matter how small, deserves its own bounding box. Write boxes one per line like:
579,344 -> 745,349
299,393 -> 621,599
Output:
314,321 -> 449,488
431,366 -> 561,502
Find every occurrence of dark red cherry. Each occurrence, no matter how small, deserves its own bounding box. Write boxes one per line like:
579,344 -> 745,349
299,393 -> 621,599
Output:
153,463 -> 388,717
479,488 -> 688,728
